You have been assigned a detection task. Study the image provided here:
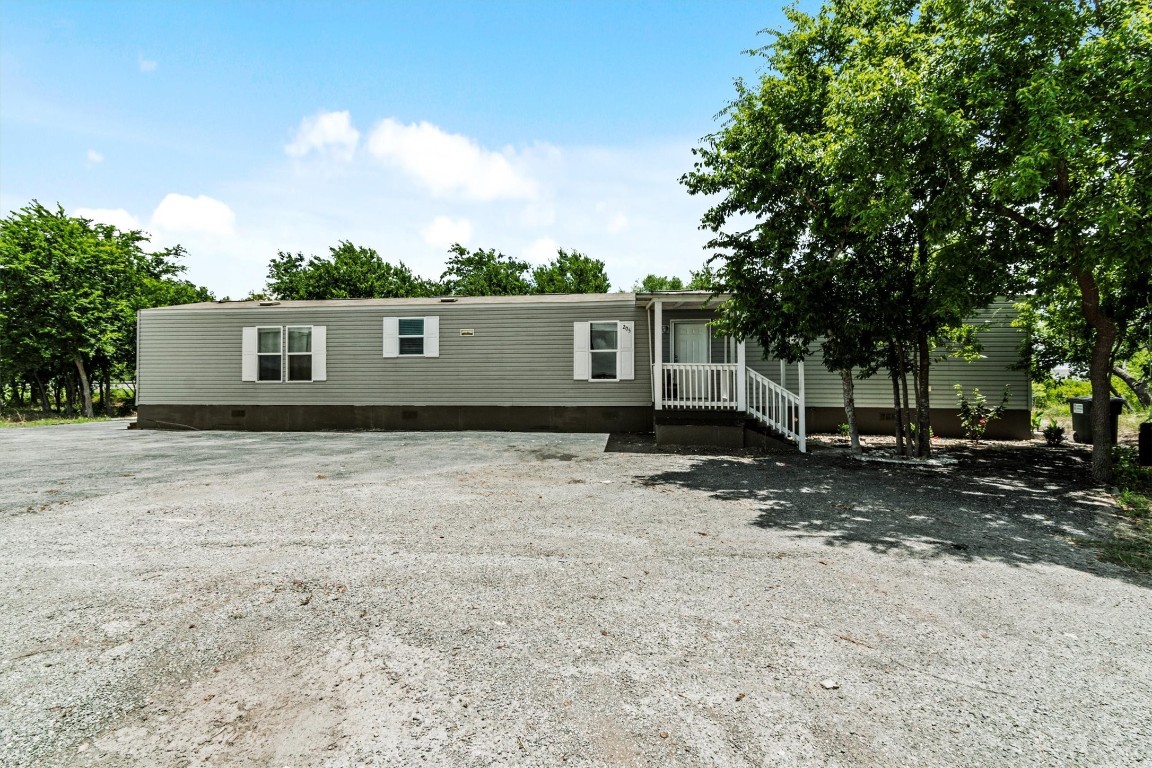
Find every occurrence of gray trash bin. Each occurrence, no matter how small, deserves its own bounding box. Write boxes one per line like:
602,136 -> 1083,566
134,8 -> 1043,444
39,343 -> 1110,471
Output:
1069,396 -> 1125,444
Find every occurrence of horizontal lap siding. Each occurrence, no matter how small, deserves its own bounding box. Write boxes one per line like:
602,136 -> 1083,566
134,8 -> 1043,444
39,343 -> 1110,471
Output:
748,301 -> 1030,410
139,300 -> 652,407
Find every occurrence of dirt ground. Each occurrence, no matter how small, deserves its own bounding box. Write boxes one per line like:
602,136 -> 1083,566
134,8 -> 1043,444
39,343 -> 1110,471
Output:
1,422 -> 1150,767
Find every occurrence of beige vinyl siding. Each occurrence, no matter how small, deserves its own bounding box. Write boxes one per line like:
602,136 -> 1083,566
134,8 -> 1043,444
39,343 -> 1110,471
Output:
139,297 -> 651,407
746,301 -> 1030,410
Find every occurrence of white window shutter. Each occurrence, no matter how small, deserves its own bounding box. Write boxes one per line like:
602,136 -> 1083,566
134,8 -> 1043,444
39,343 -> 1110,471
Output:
573,321 -> 590,380
311,325 -> 327,381
382,317 -> 399,357
618,321 -> 635,380
241,326 -> 257,381
424,316 -> 439,358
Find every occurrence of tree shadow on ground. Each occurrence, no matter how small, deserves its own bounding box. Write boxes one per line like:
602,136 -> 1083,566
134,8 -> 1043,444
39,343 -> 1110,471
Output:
633,439 -> 1149,589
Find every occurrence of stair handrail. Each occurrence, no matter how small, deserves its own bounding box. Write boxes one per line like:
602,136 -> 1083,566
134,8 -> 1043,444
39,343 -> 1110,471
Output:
745,368 -> 804,449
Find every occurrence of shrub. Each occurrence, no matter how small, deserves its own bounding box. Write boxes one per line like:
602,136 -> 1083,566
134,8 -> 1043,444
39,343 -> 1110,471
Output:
955,385 -> 1009,444
1043,421 -> 1066,445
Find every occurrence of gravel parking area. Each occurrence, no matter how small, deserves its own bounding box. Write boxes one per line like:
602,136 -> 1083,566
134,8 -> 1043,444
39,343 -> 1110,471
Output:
2,422 -> 1150,767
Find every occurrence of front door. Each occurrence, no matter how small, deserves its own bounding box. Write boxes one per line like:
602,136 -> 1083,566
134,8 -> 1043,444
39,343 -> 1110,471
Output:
673,322 -> 710,363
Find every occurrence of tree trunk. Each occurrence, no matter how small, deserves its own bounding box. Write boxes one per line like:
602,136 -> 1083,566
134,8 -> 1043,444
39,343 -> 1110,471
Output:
890,346 -> 905,456
48,375 -> 60,413
102,363 -> 114,416
840,368 -> 861,454
1074,268 -> 1118,483
1113,366 -> 1151,408
916,331 -> 932,458
898,347 -> 914,457
63,374 -> 75,417
74,356 -> 95,418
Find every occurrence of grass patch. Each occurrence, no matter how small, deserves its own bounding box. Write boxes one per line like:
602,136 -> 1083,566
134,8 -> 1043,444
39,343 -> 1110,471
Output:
1083,527 -> 1152,572
1078,449 -> 1152,572
0,413 -> 115,428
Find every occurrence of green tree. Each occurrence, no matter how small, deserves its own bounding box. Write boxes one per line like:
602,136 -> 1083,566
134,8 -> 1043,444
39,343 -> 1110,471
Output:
441,244 -> 532,296
686,265 -> 722,291
0,202 -> 210,418
1,203 -> 142,416
531,248 -> 611,293
266,241 -> 439,299
683,0 -> 1014,457
633,275 -> 685,292
1018,275 -> 1152,408
928,0 -> 1152,480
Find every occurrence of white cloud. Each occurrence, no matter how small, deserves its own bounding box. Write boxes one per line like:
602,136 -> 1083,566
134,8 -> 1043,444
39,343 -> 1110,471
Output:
138,54 -> 157,73
420,215 -> 472,248
79,138 -> 715,300
150,193 -> 235,236
285,110 -> 360,161
366,118 -> 538,201
517,202 -> 556,228
522,237 -> 560,265
607,212 -> 628,234
74,207 -> 140,231
86,149 -> 104,164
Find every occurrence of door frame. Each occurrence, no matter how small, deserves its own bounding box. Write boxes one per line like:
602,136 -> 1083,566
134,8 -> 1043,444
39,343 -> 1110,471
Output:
670,320 -> 711,364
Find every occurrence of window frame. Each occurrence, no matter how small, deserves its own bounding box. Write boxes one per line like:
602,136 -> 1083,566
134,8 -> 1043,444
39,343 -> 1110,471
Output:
255,326 -> 284,383
588,321 -> 620,383
285,325 -> 314,383
397,317 -> 426,357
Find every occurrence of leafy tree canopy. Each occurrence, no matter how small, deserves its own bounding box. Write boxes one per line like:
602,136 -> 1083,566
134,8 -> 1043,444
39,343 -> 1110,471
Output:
266,241 -> 439,299
634,275 -> 686,292
1,201 -> 210,417
441,244 -> 533,296
532,249 -> 611,294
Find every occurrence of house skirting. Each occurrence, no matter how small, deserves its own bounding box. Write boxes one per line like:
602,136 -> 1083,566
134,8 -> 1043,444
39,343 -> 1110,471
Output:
136,404 -> 654,433
804,407 -> 1031,440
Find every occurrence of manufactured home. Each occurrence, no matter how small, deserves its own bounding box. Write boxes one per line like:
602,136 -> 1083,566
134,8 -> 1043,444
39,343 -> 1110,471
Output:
136,292 -> 1031,445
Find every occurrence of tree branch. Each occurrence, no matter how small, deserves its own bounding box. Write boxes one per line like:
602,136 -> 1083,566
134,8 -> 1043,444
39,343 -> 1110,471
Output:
992,203 -> 1053,237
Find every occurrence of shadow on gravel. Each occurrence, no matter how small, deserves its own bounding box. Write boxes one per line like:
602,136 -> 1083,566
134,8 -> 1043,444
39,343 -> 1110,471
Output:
636,440 -> 1149,588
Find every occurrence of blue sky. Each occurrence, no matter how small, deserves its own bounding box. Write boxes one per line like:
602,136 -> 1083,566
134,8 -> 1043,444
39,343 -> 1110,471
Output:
1,1 -> 811,298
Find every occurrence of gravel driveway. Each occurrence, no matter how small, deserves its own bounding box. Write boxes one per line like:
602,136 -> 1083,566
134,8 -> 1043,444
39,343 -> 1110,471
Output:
1,422 -> 1149,767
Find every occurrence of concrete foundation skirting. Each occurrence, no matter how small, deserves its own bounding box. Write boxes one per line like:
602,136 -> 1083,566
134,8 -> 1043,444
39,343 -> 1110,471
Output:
655,422 -> 746,449
137,404 -> 654,433
804,406 -> 1031,440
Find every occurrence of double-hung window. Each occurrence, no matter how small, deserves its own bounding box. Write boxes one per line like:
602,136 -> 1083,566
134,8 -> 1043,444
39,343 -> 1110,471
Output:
382,316 -> 439,358
573,320 -> 634,381
286,326 -> 313,381
257,327 -> 282,382
589,322 -> 619,380
243,325 -> 327,382
398,318 -> 425,356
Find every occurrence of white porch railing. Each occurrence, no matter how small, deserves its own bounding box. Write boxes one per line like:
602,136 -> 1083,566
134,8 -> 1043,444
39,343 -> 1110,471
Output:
746,368 -> 805,451
658,363 -> 740,410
